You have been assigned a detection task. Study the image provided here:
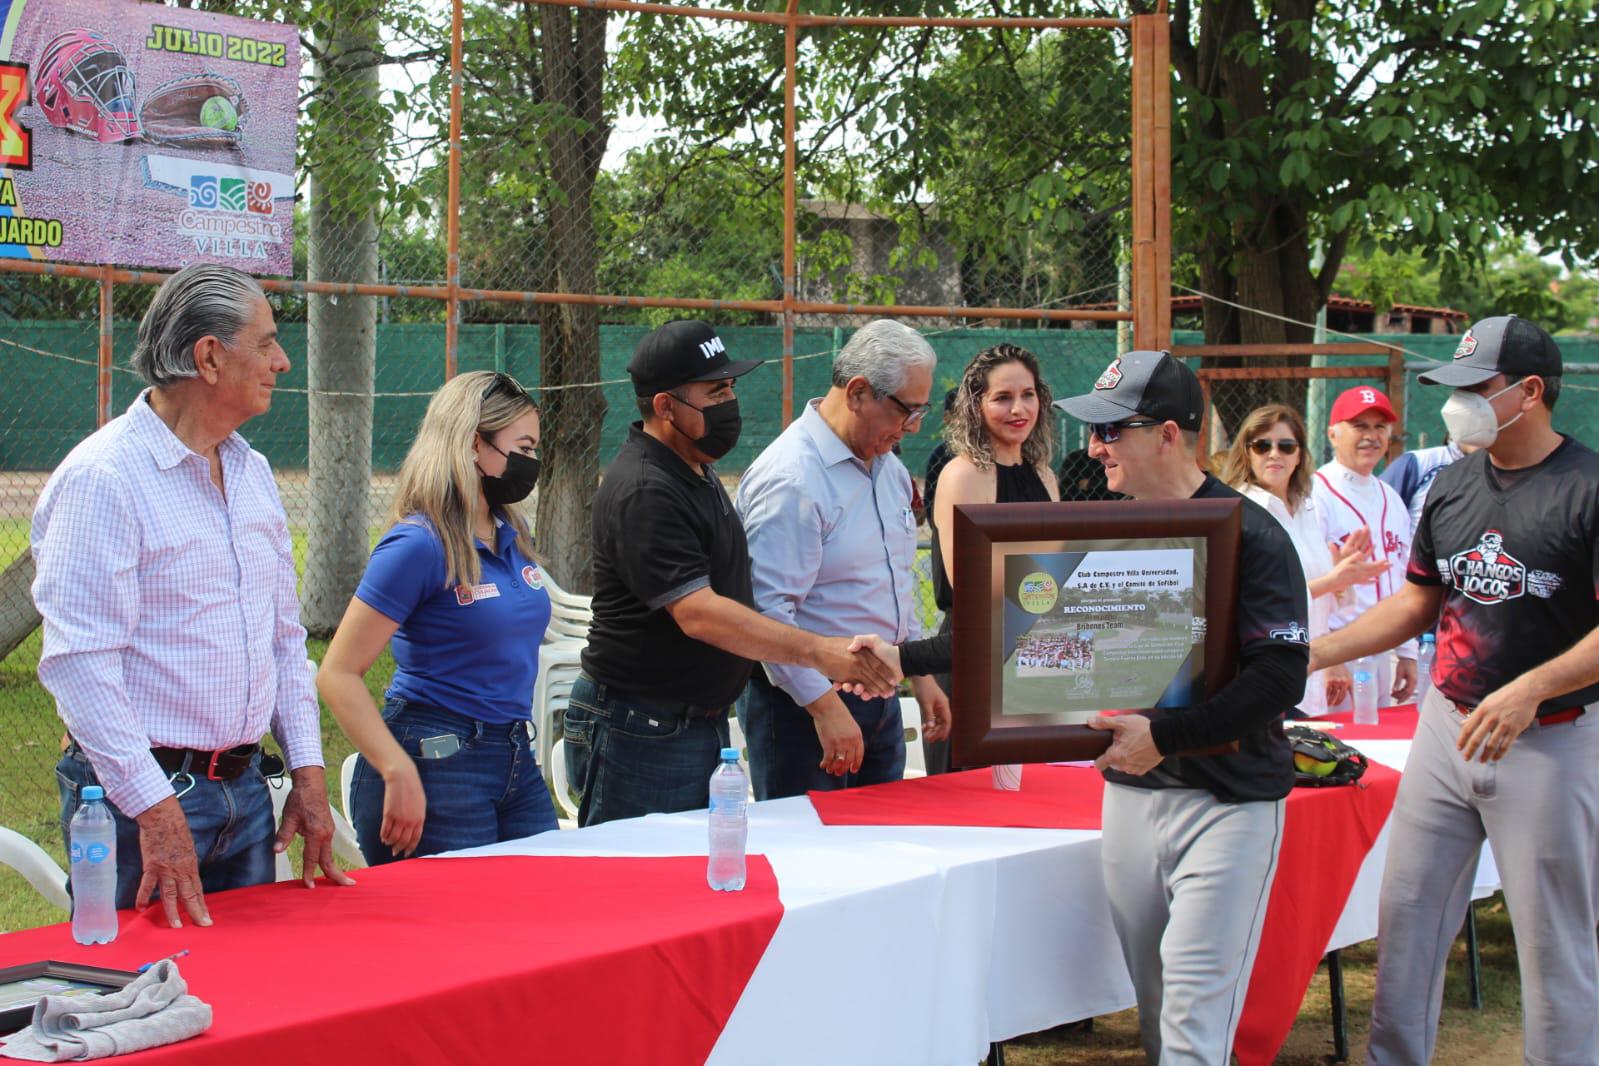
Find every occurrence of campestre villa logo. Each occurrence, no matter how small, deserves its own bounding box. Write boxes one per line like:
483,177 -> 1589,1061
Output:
1017,572 -> 1058,614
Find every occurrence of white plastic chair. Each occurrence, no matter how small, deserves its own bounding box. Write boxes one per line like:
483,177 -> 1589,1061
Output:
547,738 -> 578,830
900,697 -> 927,779
339,752 -> 358,827
539,570 -> 593,643
0,826 -> 70,912
532,644 -> 586,785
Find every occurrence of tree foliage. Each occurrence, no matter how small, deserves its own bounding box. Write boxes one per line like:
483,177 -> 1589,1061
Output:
1164,0 -> 1599,343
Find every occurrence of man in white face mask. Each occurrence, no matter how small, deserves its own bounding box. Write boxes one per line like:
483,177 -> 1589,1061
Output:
1311,386 -> 1417,706
1311,314 -> 1599,1065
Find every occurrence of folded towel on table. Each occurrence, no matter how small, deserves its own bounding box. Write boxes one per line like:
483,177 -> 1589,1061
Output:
0,960 -> 211,1061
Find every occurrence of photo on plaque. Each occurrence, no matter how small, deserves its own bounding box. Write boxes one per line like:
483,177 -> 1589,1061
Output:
1000,541 -> 1204,723
950,499 -> 1242,767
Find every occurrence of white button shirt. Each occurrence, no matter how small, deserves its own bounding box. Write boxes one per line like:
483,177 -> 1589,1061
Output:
31,391 -> 323,817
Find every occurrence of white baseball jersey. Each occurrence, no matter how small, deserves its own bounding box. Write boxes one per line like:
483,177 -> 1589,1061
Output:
1312,459 -> 1417,660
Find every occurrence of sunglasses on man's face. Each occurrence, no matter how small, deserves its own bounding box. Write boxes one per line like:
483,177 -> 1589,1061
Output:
1248,438 -> 1300,456
1089,419 -> 1163,444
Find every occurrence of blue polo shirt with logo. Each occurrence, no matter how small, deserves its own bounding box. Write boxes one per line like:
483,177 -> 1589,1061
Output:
355,515 -> 552,723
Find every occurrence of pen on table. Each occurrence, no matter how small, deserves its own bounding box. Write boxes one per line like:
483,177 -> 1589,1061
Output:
138,949 -> 190,973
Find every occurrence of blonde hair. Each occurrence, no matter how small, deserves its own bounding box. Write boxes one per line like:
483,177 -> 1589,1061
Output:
944,344 -> 1055,473
1219,403 -> 1312,510
389,371 -> 538,589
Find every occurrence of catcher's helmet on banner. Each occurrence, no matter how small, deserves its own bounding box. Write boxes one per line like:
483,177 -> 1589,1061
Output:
33,28 -> 142,143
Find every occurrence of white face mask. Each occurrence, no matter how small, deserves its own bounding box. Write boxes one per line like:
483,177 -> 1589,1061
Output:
1440,381 -> 1524,448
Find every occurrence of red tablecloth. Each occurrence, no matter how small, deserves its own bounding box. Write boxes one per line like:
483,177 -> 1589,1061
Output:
0,855 -> 782,1064
808,764 -> 1107,830
809,762 -> 1402,1065
1322,703 -> 1420,741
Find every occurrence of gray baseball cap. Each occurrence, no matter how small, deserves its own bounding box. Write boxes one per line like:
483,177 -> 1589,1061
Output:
1053,349 -> 1203,431
1418,315 -> 1561,388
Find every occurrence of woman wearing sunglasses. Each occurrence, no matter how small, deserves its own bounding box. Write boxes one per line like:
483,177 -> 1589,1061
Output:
927,344 -> 1059,770
1218,404 -> 1387,715
318,371 -> 559,862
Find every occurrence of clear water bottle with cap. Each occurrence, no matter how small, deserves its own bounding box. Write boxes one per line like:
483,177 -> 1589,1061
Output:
1352,655 -> 1380,725
707,748 -> 748,892
1415,634 -> 1436,707
69,786 -> 118,945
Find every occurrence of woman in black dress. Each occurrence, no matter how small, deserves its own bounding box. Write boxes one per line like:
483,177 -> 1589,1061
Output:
923,344 -> 1059,772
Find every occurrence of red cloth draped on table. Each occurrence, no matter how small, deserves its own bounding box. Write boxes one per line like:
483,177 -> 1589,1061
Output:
0,855 -> 782,1064
810,761 -> 1402,1064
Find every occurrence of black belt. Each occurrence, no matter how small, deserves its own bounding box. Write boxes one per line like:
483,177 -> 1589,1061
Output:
151,743 -> 262,781
578,675 -> 728,721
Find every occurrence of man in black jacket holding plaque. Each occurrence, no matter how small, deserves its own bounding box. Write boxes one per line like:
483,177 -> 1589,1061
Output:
854,350 -> 1309,1065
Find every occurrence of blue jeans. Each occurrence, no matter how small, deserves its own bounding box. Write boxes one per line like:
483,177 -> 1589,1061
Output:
737,671 -> 906,801
56,746 -> 276,912
562,675 -> 731,828
350,699 -> 557,866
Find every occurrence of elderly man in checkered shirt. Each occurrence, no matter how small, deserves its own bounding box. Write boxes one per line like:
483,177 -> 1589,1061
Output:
32,264 -> 354,929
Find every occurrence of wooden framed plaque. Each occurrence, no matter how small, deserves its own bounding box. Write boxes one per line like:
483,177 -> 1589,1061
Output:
949,498 -> 1243,766
0,961 -> 139,1035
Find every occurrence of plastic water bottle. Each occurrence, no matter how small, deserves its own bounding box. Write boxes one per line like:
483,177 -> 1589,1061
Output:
69,786 -> 118,945
707,748 -> 748,892
1352,655 -> 1380,726
1415,634 -> 1436,707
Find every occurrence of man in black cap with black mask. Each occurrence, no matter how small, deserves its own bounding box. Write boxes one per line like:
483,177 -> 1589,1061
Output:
1312,315 -> 1599,1065
567,320 -> 901,827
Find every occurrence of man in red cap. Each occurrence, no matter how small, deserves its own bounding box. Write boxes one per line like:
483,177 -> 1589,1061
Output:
1311,386 -> 1417,705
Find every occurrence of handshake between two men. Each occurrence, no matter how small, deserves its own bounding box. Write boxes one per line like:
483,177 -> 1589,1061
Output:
810,633 -> 952,777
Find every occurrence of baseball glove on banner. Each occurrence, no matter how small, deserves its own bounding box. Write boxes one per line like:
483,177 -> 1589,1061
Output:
140,72 -> 248,147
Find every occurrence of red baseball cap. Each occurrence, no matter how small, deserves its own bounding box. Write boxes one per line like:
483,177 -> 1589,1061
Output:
1328,385 -> 1396,425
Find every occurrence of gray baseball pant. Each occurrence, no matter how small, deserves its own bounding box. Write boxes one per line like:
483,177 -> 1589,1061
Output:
1368,685 -> 1599,1066
1101,781 -> 1284,1065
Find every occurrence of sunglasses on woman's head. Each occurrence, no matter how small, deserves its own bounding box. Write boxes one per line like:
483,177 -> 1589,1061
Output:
1248,438 -> 1299,456
481,371 -> 533,404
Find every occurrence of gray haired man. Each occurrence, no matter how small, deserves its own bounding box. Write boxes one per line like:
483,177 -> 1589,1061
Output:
33,263 -> 352,929
735,320 -> 950,799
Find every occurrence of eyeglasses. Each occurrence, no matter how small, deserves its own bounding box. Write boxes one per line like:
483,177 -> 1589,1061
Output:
1248,438 -> 1300,456
883,392 -> 933,429
481,371 -> 534,405
1089,419 -> 1163,444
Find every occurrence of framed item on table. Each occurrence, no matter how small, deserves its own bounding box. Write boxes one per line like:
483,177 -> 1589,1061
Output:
0,960 -> 139,1034
949,498 -> 1243,766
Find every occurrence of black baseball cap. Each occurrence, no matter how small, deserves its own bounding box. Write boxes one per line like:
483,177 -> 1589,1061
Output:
1053,349 -> 1203,431
628,320 -> 762,397
1418,315 -> 1562,388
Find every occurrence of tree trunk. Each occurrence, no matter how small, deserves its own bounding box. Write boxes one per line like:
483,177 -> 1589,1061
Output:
535,7 -> 610,594
0,551 -> 39,661
302,4 -> 381,637
1190,0 -> 1322,434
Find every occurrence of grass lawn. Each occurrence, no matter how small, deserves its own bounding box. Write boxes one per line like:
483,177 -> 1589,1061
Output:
1006,897 -> 1526,1062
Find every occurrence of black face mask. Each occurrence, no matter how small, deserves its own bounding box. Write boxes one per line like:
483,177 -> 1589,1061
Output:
480,440 -> 541,507
672,394 -> 742,461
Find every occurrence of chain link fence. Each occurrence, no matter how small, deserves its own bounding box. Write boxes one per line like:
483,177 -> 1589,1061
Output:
0,1 -> 1152,922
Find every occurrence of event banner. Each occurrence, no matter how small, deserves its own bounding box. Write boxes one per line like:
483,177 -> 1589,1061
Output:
0,0 -> 299,273
999,540 -> 1206,723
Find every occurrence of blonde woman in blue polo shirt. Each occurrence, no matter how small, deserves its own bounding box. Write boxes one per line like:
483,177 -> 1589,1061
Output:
318,371 -> 558,863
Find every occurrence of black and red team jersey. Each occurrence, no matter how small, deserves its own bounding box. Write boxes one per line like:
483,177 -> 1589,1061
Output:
1407,435 -> 1599,715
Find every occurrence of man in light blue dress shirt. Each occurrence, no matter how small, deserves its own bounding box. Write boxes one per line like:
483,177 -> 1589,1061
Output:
735,320 -> 951,799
